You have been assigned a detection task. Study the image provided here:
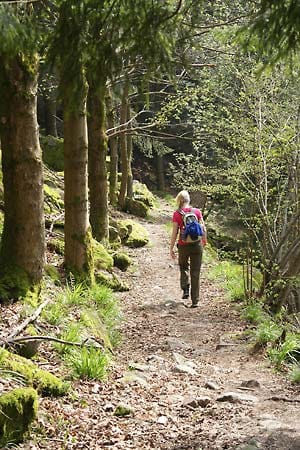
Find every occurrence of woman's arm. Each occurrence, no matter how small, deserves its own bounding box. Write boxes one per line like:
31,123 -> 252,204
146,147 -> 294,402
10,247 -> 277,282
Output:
170,222 -> 179,259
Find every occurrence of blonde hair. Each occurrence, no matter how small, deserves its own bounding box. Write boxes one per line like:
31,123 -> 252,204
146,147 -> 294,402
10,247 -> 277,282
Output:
175,190 -> 190,208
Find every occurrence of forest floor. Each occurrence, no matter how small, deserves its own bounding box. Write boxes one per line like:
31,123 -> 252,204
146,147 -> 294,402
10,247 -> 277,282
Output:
17,200 -> 300,450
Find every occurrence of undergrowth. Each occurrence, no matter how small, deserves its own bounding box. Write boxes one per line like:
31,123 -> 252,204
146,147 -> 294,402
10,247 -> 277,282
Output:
42,281 -> 121,380
207,251 -> 300,382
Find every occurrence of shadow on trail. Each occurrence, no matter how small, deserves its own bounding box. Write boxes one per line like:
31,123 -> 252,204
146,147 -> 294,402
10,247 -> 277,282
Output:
161,429 -> 300,450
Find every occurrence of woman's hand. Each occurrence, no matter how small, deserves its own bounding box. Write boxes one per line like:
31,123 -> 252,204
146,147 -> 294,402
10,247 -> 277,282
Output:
170,248 -> 176,259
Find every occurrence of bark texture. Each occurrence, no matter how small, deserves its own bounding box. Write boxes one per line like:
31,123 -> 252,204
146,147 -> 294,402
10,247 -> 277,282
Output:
87,83 -> 109,241
63,86 -> 92,275
0,56 -> 45,296
106,90 -> 118,206
126,100 -> 133,199
118,78 -> 129,209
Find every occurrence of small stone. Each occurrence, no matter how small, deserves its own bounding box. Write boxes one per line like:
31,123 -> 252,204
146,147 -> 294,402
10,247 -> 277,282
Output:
184,396 -> 211,408
128,362 -> 149,372
157,415 -> 168,425
241,379 -> 261,389
167,338 -> 191,351
204,381 -> 220,390
104,403 -> 114,412
197,396 -> 212,407
216,392 -> 258,404
174,364 -> 197,375
114,403 -> 134,417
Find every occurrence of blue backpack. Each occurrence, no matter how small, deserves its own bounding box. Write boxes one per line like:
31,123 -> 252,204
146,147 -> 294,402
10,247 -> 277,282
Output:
179,208 -> 203,242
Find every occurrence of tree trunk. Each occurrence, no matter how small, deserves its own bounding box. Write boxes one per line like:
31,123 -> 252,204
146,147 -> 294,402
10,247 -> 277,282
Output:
106,90 -> 118,206
44,90 -> 58,137
87,82 -> 109,242
63,83 -> 93,277
126,100 -> 133,199
156,153 -> 165,191
0,56 -> 45,298
118,78 -> 129,209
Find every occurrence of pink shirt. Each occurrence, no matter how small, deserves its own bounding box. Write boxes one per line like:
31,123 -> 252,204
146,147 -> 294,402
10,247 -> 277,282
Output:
172,207 -> 203,246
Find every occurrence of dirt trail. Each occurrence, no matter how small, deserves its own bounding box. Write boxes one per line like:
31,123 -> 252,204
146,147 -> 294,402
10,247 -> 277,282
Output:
111,204 -> 300,450
21,205 -> 300,450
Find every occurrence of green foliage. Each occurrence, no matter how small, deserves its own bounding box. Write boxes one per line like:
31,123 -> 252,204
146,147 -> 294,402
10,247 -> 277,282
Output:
289,364 -> 300,383
254,320 -> 282,346
207,260 -> 245,302
54,322 -> 83,356
246,0 -> 300,63
47,282 -> 121,378
268,334 -> 300,368
64,282 -> 86,306
88,283 -> 121,347
42,299 -> 67,326
68,347 -> 109,380
243,300 -> 267,324
0,4 -> 39,62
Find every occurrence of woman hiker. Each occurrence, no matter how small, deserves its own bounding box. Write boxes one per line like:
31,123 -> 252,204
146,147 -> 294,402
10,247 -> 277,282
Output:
170,190 -> 206,308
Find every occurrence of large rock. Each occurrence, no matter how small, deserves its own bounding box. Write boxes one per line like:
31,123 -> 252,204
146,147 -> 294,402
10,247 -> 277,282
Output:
113,252 -> 132,271
119,219 -> 149,248
125,197 -> 149,218
132,181 -> 155,207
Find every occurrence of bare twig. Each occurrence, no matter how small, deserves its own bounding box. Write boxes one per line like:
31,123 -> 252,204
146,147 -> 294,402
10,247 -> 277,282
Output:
7,298 -> 51,340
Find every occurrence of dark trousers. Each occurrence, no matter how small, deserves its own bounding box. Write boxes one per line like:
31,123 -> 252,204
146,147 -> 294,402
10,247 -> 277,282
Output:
178,241 -> 203,304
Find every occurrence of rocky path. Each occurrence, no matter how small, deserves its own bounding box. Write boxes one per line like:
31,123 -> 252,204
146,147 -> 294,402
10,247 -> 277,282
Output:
20,206 -> 300,450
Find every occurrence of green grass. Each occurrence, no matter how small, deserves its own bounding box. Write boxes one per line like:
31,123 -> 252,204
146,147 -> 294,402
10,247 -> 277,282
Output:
243,300 -> 267,324
268,335 -> 300,368
207,260 -> 245,301
254,319 -> 282,345
42,281 -> 121,380
68,347 -> 110,380
64,282 -> 86,305
42,299 -> 67,325
54,322 -> 83,356
289,364 -> 300,383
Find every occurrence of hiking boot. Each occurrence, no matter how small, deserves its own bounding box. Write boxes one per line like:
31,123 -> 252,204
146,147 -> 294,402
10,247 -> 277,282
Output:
182,287 -> 189,299
190,302 -> 199,308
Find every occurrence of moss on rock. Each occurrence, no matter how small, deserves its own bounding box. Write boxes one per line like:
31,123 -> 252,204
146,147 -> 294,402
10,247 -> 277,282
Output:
124,197 -> 149,218
132,181 -> 155,207
0,265 -> 36,302
0,349 -> 68,396
44,183 -> 64,213
0,387 -> 38,447
47,238 -> 65,255
113,252 -> 131,271
41,135 -> 64,171
93,240 -> 113,271
44,264 -> 61,284
119,220 -> 149,248
96,271 -> 129,292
